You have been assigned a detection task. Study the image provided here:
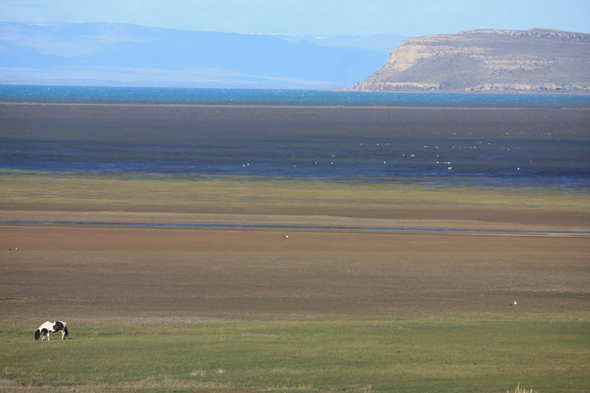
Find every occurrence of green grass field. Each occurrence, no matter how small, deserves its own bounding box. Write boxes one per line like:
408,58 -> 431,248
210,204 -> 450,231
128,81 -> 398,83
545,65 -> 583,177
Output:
1,315 -> 589,392
2,170 -> 590,213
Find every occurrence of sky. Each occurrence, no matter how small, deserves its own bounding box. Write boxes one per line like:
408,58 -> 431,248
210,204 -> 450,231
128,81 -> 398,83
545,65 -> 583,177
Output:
0,0 -> 589,37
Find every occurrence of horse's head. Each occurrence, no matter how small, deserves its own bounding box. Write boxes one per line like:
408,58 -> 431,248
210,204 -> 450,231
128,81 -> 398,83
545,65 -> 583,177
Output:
34,330 -> 41,340
63,326 -> 68,338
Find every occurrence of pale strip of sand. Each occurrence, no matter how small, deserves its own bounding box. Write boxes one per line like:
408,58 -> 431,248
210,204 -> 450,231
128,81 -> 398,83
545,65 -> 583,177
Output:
1,226 -> 588,324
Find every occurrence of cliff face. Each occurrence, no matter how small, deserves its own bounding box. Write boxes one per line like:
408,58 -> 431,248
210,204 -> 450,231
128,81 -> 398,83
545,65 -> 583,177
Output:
352,29 -> 590,92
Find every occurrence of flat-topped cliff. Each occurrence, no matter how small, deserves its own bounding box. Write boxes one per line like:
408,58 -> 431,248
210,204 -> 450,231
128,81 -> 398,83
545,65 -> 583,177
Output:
352,28 -> 590,92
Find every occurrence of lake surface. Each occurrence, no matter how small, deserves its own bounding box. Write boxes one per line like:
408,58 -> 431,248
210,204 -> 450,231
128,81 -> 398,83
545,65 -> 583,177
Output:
2,84 -> 590,108
1,85 -> 589,190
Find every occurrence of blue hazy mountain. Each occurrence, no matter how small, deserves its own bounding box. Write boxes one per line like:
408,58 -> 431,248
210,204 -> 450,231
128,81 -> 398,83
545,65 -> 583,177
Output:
0,22 -> 392,89
276,34 -> 406,53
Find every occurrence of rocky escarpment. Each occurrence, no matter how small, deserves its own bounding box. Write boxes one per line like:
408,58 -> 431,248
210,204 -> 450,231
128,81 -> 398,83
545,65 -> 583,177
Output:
352,29 -> 590,92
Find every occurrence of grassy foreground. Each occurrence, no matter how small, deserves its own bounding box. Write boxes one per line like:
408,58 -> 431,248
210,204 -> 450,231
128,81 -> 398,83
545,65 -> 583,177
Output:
1,315 -> 589,392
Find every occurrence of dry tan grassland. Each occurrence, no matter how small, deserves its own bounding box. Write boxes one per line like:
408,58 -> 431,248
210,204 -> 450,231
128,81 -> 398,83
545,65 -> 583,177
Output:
2,177 -> 589,326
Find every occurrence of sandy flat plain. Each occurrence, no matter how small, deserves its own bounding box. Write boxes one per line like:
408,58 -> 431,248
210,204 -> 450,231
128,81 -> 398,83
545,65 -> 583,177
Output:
1,217 -> 589,325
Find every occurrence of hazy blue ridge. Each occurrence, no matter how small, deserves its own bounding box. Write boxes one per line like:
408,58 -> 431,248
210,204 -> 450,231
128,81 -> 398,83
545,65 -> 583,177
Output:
275,33 -> 407,53
0,22 -> 391,88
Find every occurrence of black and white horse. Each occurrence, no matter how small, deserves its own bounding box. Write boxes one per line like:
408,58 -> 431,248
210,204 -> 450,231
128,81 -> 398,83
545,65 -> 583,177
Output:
35,321 -> 68,341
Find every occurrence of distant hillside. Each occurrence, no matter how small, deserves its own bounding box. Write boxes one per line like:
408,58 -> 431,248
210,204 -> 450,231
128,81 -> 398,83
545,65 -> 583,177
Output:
0,22 -> 389,89
276,34 -> 407,53
352,29 -> 590,93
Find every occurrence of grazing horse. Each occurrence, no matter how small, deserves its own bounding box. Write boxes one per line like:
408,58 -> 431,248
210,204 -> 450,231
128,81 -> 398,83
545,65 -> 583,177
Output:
35,321 -> 68,341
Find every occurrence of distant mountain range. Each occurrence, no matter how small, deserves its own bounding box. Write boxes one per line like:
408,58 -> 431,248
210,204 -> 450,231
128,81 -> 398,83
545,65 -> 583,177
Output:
351,28 -> 590,93
274,34 -> 407,53
0,22 -> 406,89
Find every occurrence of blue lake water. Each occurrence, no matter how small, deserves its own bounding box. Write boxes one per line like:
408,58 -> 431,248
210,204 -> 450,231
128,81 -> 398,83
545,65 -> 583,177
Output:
1,85 -> 589,190
1,84 -> 590,108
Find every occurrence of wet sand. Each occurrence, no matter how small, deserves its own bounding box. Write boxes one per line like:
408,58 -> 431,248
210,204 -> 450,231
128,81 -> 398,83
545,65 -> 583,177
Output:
2,102 -> 590,142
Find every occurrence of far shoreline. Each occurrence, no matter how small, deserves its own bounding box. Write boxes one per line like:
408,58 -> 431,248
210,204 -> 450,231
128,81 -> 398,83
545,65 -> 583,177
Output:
1,101 -> 589,111
2,82 -> 590,96
339,87 -> 590,96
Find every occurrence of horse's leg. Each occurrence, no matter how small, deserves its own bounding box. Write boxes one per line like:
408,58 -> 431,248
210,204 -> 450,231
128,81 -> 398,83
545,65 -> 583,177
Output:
61,330 -> 65,340
47,331 -> 50,341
